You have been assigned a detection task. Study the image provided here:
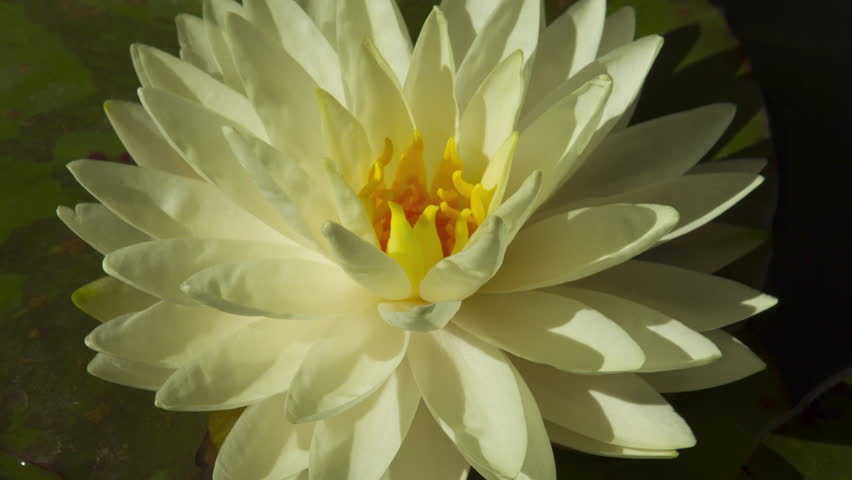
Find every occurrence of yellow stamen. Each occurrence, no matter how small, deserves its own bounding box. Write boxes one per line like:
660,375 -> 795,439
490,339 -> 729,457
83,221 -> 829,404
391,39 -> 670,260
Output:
470,184 -> 496,224
432,137 -> 463,193
451,170 -> 475,198
386,202 -> 442,294
452,209 -> 472,254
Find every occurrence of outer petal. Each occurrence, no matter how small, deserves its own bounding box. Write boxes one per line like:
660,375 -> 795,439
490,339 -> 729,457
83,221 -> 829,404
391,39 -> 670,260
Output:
181,259 -> 372,318
546,422 -> 677,459
513,366 -> 557,480
381,403 -> 469,480
485,204 -> 678,293
72,276 -> 157,323
598,6 -> 636,56
516,357 -> 696,450
309,365 -> 420,480
155,318 -> 328,411
175,14 -> 221,77
317,89 -> 373,188
549,287 -> 722,372
286,314 -> 408,423
57,203 -> 149,255
407,325 -> 527,480
642,330 -> 766,392
573,260 -> 777,331
439,0 -> 497,67
454,291 -> 644,373
337,0 -> 412,88
103,100 -> 197,178
304,0 -> 337,45
690,157 -> 768,174
640,222 -> 767,273
88,353 -> 174,392
202,0 -> 244,92
378,300 -> 461,332
67,160 -> 284,242
525,0 -> 606,108
85,301 -> 253,368
213,394 -> 313,480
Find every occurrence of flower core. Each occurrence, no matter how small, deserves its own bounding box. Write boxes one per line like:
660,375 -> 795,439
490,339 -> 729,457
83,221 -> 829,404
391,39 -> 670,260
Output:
359,131 -> 496,291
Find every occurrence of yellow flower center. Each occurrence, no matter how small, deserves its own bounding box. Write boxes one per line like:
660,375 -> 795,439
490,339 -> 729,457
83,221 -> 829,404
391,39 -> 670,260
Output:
358,131 -> 496,292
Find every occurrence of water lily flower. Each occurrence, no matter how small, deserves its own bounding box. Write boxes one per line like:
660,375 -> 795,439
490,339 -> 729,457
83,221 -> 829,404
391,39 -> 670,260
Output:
58,0 -> 778,478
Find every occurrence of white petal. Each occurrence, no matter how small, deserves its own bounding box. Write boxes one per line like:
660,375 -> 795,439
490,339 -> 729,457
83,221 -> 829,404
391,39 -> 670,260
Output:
457,51 -> 524,180
202,0 -> 244,92
103,238 -> 311,304
455,0 -> 541,112
213,394 -> 313,480
322,160 -> 377,246
573,260 -> 778,331
454,291 -> 645,373
310,365 -> 420,480
304,0 -> 337,45
408,325 -> 527,480
486,203 -> 678,293
103,100 -> 197,177
243,0 -> 345,101
67,160 -> 284,242
642,330 -> 766,392
378,300 -> 461,332
58,203 -> 149,255
480,132 -> 518,214
337,0 -> 412,88
525,0 -> 606,109
352,39 -> 415,162
598,6 -> 636,56
85,301 -> 253,368
549,287 -> 722,372
640,222 -> 767,273
175,14 -> 221,77
404,7 -> 458,182
287,314 -> 408,423
562,104 -> 737,200
419,171 -> 542,302
133,44 -> 266,138
88,353 -> 174,392
317,89 -> 373,188
72,276 -> 157,323
382,403 -> 470,480
516,357 -> 696,450
138,87 -> 290,234
155,319 -> 327,410
689,157 -> 768,174
514,367 -> 557,480
224,14 -> 326,174
546,422 -> 677,459
322,222 -> 411,300
181,258 -> 373,318
439,0 -> 497,67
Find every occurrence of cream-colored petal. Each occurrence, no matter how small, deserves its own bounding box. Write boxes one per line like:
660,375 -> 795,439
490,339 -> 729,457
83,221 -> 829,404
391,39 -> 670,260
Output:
382,403 -> 470,480
573,260 -> 778,332
134,44 -> 266,138
103,238 -> 311,304
304,0 -> 337,45
67,160 -> 284,242
525,0 -> 606,109
510,75 -> 612,205
88,353 -> 174,392
202,0 -> 244,92
546,422 -> 677,459
455,0 -> 540,112
213,394 -> 313,480
175,14 -> 222,78
242,0 -> 345,102
72,276 -> 157,323
103,100 -> 197,178
352,39 -> 415,162
287,314 -> 408,423
181,259 -> 373,318
310,365 -> 420,480
58,203 -> 149,255
223,14 -> 326,177
155,318 -> 328,411
322,160 -> 377,246
419,171 -> 542,303
454,291 -> 645,373
486,204 -> 678,293
138,87 -> 291,235
378,300 -> 461,332
85,301 -> 254,368
549,287 -> 722,372
408,325 -> 527,480
516,358 -> 696,450
514,367 -> 557,480
598,6 -> 636,56
317,89 -> 373,188
642,330 -> 766,392
337,0 -> 411,88
404,7 -> 457,182
439,0 -> 496,67
563,104 -> 737,200
640,222 -> 767,273
480,132 -> 518,214
457,50 -> 524,180
322,222 -> 411,300
690,157 -> 768,174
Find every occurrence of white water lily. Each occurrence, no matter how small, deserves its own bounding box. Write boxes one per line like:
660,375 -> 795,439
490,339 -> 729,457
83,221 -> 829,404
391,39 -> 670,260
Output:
58,0 -> 778,478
